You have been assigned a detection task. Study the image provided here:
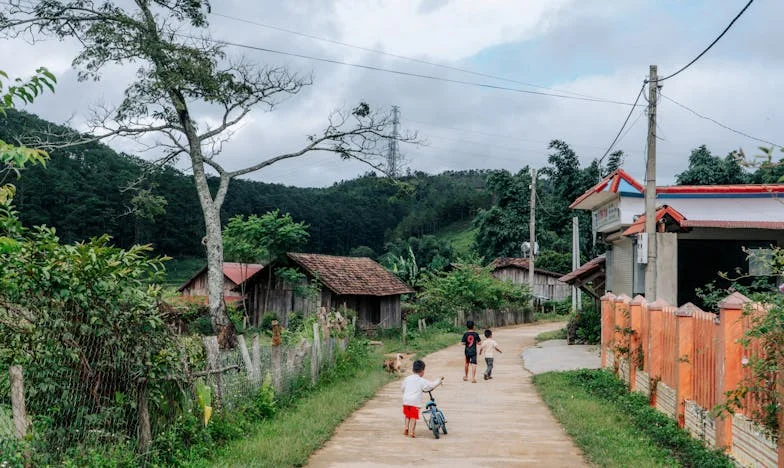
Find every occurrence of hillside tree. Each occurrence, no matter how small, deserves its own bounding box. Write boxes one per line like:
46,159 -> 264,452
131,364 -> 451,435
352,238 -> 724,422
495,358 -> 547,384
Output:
0,1 -> 414,346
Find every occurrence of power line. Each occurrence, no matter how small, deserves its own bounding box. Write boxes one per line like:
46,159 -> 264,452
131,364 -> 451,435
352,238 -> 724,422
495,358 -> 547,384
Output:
211,11 -> 608,102
597,82 -> 647,164
181,34 -> 644,107
659,0 -> 755,82
660,93 -> 782,148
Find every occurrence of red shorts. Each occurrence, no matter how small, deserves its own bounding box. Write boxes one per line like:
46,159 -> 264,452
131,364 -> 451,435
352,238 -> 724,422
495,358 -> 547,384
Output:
403,405 -> 419,419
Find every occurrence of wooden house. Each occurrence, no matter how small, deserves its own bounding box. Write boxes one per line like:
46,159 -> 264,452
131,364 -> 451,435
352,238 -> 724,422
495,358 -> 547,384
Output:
489,257 -> 571,301
242,253 -> 414,329
178,262 -> 264,304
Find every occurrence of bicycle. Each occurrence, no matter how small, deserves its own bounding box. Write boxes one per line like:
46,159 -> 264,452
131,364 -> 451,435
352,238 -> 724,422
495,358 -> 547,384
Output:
422,390 -> 448,439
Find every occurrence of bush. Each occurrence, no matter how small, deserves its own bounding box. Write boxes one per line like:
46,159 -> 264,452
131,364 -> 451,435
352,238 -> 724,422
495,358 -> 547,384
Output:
567,306 -> 601,344
543,298 -> 572,315
261,311 -> 279,332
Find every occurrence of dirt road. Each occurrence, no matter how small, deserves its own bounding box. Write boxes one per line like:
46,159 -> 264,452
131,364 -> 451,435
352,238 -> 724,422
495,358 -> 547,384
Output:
307,322 -> 587,468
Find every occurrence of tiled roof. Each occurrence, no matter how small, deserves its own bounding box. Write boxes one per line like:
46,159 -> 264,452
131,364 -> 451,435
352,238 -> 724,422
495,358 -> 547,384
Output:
559,255 -> 606,284
623,205 -> 687,236
489,257 -> 565,278
178,262 -> 264,291
287,253 -> 414,296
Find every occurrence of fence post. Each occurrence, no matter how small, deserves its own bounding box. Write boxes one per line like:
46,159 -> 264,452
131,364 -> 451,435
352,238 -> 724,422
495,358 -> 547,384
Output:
675,303 -> 697,428
600,293 -> 616,368
237,335 -> 258,385
311,322 -> 321,384
9,365 -> 28,440
778,363 -> 784,468
202,336 -> 223,410
715,292 -> 748,452
251,334 -> 261,379
629,296 -> 646,391
647,299 -> 668,407
614,294 -> 631,377
137,379 -> 152,453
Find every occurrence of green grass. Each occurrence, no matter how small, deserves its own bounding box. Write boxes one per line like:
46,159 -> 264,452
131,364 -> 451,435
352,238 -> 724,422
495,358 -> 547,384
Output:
205,355 -> 391,467
163,256 -> 205,287
533,312 -> 571,323
533,370 -> 733,468
433,219 -> 476,257
534,327 -> 567,343
379,330 -> 460,359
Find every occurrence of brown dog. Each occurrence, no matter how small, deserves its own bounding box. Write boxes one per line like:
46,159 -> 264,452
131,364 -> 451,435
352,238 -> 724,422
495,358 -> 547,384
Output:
383,353 -> 404,374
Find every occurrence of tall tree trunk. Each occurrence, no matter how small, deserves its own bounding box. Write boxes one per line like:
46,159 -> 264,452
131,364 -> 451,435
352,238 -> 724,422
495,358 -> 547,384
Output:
203,204 -> 235,347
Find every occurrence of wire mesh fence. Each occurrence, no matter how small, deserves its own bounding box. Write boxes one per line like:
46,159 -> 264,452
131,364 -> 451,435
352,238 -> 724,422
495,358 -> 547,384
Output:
0,322 -> 351,466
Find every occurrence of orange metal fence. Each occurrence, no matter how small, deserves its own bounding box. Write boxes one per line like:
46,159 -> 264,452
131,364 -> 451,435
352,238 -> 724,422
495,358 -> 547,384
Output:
692,308 -> 718,411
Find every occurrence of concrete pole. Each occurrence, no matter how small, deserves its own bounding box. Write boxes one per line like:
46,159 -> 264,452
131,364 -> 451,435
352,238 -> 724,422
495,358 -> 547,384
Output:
572,216 -> 581,312
529,168 -> 537,308
644,65 -> 658,301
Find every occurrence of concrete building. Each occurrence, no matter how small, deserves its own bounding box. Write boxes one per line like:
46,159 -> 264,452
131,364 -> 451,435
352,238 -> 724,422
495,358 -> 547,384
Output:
569,169 -> 784,307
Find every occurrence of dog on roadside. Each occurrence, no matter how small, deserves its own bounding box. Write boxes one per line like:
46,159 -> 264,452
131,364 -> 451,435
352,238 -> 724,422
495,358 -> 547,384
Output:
383,353 -> 404,374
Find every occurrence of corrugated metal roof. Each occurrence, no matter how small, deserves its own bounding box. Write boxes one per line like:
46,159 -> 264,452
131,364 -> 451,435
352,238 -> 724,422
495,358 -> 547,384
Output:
559,255 -> 606,284
489,257 -> 566,278
680,220 -> 784,229
287,253 -> 415,296
657,184 -> 784,194
569,169 -> 644,209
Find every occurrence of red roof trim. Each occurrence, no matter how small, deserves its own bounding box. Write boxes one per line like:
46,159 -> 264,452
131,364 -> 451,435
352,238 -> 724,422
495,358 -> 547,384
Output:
657,184 -> 784,194
680,220 -> 784,229
569,169 -> 644,209
622,205 -> 687,236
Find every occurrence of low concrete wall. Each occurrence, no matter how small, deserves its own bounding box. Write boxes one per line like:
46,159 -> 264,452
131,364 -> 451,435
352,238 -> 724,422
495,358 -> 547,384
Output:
606,349 -> 615,370
684,400 -> 716,447
619,358 -> 630,384
731,414 -> 777,468
635,370 -> 650,397
655,381 -> 677,420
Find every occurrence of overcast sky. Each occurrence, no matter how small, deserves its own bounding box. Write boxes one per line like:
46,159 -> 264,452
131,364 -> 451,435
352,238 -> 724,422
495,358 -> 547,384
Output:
2,0 -> 782,187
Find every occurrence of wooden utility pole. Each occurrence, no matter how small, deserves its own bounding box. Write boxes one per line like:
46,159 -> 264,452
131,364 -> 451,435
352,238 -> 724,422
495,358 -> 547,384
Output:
529,168 -> 537,307
644,65 -> 659,300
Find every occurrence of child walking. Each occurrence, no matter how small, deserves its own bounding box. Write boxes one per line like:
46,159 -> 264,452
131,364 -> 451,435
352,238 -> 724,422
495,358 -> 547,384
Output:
401,359 -> 444,438
461,320 -> 481,383
480,329 -> 502,380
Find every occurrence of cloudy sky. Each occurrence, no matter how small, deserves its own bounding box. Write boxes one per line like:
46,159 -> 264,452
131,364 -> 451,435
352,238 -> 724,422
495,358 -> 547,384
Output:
2,0 -> 781,187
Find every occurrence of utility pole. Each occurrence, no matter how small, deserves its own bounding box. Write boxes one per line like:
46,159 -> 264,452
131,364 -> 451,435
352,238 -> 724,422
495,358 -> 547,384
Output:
529,168 -> 536,308
572,216 -> 581,312
387,105 -> 400,177
644,65 -> 658,300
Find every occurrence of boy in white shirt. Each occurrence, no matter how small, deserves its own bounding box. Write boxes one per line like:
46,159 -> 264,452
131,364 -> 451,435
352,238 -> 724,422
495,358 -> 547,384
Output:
401,359 -> 443,438
480,329 -> 502,380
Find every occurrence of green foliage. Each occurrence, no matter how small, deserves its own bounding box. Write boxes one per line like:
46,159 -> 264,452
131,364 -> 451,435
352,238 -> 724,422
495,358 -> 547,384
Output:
534,328 -> 567,343
535,250 -> 572,274
567,305 -> 601,345
676,145 -> 750,185
382,234 -> 454,276
223,210 -> 309,265
0,206 -> 181,462
542,298 -> 572,316
416,260 -> 531,323
534,370 -> 733,468
348,245 -> 376,258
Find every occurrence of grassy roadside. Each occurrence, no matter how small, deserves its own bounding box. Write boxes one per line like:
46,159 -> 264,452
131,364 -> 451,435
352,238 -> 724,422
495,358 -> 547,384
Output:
205,331 -> 458,467
534,327 -> 567,343
533,370 -> 733,468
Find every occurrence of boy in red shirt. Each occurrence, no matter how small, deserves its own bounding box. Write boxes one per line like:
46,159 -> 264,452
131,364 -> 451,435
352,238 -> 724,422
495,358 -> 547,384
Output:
461,320 -> 481,383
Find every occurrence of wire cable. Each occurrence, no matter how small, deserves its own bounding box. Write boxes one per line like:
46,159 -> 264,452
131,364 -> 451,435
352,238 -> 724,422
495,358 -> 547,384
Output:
659,0 -> 754,82
180,34 -> 645,107
660,93 -> 782,148
596,82 -> 647,163
210,11 -> 609,102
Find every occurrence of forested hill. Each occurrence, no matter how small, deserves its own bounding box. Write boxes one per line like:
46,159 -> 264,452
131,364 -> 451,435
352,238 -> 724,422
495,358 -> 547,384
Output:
3,109 -> 492,258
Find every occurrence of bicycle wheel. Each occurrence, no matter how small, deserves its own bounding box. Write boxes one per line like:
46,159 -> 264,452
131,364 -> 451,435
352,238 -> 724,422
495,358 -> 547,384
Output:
429,412 -> 440,439
438,411 -> 448,434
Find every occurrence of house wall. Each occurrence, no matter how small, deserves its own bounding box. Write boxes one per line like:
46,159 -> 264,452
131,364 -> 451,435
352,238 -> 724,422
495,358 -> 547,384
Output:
181,273 -> 237,298
492,267 -> 570,301
245,268 -> 402,329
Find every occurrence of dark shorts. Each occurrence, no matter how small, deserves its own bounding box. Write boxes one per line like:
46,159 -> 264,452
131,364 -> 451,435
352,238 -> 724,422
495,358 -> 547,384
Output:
403,405 -> 419,419
465,354 -> 477,364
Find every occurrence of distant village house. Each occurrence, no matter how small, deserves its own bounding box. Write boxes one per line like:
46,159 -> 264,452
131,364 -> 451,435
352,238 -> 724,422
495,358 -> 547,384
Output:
178,262 -> 263,305
489,257 -> 571,302
241,253 -> 414,330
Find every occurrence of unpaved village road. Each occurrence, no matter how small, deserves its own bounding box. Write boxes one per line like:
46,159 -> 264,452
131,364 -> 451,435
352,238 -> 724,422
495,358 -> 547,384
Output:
307,322 -> 588,468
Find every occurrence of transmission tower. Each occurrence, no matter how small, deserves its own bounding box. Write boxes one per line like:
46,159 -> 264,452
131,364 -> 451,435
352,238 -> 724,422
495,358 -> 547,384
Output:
387,105 -> 400,177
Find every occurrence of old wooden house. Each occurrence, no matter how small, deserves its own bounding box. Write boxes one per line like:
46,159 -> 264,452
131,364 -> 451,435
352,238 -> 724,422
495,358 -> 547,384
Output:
242,253 -> 414,329
489,257 -> 571,301
178,262 -> 263,304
